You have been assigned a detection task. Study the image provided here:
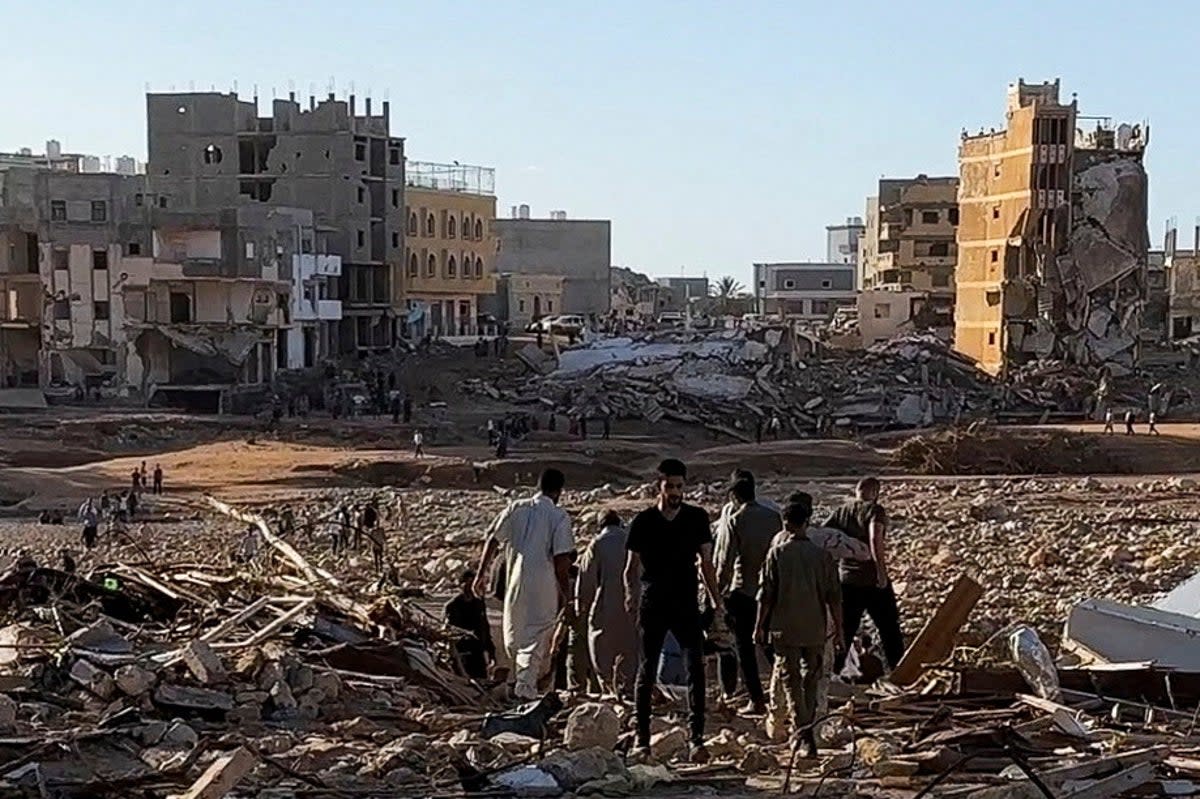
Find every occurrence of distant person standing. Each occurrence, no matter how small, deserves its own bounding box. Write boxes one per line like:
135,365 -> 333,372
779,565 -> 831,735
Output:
1124,409 -> 1136,436
130,468 -> 142,493
1103,408 -> 1115,435
413,429 -> 425,458
769,414 -> 782,439
1149,411 -> 1161,435
78,498 -> 99,550
602,414 -> 611,440
390,391 -> 401,424
152,464 -> 163,495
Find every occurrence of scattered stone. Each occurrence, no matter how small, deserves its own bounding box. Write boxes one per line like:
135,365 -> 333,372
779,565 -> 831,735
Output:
563,702 -> 621,751
154,684 -> 234,712
649,727 -> 689,761
540,747 -> 627,791
182,640 -> 226,685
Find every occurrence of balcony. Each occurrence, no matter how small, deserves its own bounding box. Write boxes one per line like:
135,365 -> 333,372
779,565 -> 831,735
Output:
295,297 -> 341,322
294,253 -> 342,280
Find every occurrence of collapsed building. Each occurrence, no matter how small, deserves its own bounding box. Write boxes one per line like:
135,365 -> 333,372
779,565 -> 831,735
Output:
955,79 -> 1149,376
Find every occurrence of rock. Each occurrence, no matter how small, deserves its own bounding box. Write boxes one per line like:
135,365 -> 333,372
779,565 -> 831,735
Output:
181,640 -> 226,685
0,693 -> 17,732
1028,547 -> 1060,568
312,671 -> 342,702
649,727 -> 688,761
268,679 -> 297,711
161,720 -> 197,748
738,746 -> 776,773
114,665 -> 156,697
540,747 -> 627,791
331,717 -> 383,738
153,684 -> 233,712
66,620 -> 132,655
494,765 -> 561,796
69,659 -> 116,699
563,702 -> 620,751
931,547 -> 961,566
287,664 -> 315,694
704,728 -> 742,760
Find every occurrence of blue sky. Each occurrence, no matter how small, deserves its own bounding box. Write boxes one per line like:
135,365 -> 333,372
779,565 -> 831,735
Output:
3,0 -> 1195,284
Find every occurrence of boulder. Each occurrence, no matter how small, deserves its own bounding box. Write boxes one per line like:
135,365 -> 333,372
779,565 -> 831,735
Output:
563,702 -> 620,751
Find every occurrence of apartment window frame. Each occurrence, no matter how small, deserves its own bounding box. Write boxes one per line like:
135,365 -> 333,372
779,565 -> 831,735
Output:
90,200 -> 107,222
783,279 -> 795,289
50,200 -> 66,221
92,249 -> 108,270
408,252 -> 419,277
426,253 -> 437,277
474,219 -> 484,239
447,255 -> 457,277
93,300 -> 111,321
447,216 -> 456,238
921,210 -> 939,225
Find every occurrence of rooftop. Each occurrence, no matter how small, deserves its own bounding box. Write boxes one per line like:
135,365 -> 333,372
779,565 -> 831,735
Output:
405,161 -> 495,196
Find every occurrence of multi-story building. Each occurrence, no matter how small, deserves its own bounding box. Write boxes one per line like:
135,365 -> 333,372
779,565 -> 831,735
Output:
955,79 -> 1148,375
656,276 -> 709,304
858,177 -> 958,310
494,208 -> 611,320
752,262 -> 856,320
497,274 -> 566,328
826,217 -> 865,266
145,91 -> 405,355
0,169 -> 48,387
400,161 -> 497,338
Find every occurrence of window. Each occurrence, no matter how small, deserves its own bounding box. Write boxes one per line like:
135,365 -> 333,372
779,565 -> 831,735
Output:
518,298 -> 526,313
407,211 -> 417,236
389,148 -> 400,165
354,143 -> 366,161
134,193 -> 144,207
874,303 -> 891,319
53,300 -> 70,320
948,207 -> 959,225
391,189 -> 399,208
929,241 -> 949,257
391,232 -> 400,248
993,162 -> 1001,178
988,332 -> 997,346
357,230 -> 365,248
933,272 -> 951,288
474,219 -> 483,239
170,292 -> 191,323
301,235 -> 313,254
990,249 -> 999,263
992,205 -> 1000,220
52,248 -> 68,270
985,290 -> 1002,306
50,200 -> 66,221
475,256 -> 483,278
92,249 -> 108,270
783,279 -> 795,289
203,144 -> 222,164
158,195 -> 168,209
426,214 -> 435,236
426,253 -> 436,277
408,253 -> 418,277
127,242 -> 141,256
547,300 -> 553,313
448,255 -> 457,277
90,200 -> 107,222
463,215 -> 471,239
812,300 -> 830,315
93,301 -> 110,321
447,216 -> 456,238
921,210 -> 939,224
245,242 -> 256,260
820,279 -> 832,289
357,187 -> 365,203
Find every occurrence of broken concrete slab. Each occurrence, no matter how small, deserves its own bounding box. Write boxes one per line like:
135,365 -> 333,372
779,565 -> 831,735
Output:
1064,598 -> 1200,670
153,684 -> 234,713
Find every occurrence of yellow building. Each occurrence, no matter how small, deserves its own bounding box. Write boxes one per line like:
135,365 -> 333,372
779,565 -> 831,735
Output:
400,162 -> 498,337
955,80 -> 1075,374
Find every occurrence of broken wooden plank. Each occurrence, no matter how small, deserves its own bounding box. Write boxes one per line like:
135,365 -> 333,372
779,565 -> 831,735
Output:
890,573 -> 983,686
206,496 -> 340,588
1042,746 -> 1167,787
173,746 -> 256,799
1060,762 -> 1156,799
1016,693 -> 1094,740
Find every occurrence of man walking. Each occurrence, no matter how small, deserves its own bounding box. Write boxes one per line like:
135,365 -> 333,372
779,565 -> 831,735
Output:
624,458 -> 722,762
755,494 -> 843,757
473,469 -> 574,700
714,477 -> 781,714
1124,409 -> 1136,435
824,478 -> 904,672
576,510 -> 637,696
413,429 -> 425,458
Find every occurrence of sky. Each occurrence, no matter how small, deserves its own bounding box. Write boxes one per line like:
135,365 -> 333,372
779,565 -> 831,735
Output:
3,0 -> 1197,286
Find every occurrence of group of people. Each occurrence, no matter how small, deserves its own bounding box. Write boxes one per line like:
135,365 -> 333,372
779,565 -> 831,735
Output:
76,461 -> 165,550
455,463 -> 903,761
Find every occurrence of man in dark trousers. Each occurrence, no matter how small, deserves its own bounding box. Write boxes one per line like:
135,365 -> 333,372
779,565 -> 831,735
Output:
152,464 -> 164,495
624,458 -> 722,763
714,476 -> 781,714
824,477 -> 904,672
444,569 -> 495,680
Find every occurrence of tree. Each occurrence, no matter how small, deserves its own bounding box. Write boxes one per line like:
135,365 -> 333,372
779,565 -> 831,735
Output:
709,276 -> 746,315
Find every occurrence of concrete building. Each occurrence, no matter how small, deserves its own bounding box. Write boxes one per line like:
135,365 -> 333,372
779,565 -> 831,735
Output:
656,276 -> 709,306
955,79 -> 1149,375
858,177 -> 958,303
145,91 -> 405,355
826,217 -> 865,265
494,210 -> 611,319
497,274 -> 566,328
752,262 -> 856,320
401,161 -> 497,337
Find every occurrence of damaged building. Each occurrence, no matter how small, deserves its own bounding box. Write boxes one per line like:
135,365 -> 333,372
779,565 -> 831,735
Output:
146,91 -> 405,355
955,79 -> 1149,376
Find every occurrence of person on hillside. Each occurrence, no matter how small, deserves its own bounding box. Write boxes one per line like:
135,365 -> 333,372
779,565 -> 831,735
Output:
78,498 -> 99,550
152,464 -> 164,494
473,469 -> 574,700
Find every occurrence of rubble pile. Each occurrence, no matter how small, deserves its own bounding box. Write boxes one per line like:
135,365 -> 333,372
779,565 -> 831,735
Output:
891,425 -> 1115,475
469,330 -> 1037,438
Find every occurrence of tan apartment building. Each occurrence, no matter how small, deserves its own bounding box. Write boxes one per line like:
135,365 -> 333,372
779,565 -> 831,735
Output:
955,79 -> 1148,376
858,176 -> 958,332
401,162 -> 497,338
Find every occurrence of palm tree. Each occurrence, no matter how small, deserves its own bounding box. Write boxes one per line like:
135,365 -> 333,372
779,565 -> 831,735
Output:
710,276 -> 746,315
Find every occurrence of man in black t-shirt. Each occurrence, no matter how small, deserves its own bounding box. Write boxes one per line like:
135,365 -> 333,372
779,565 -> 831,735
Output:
624,458 -> 721,762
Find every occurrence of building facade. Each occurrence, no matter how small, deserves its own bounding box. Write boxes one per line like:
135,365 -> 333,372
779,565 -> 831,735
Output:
826,216 -> 865,265
752,262 -> 856,320
955,79 -> 1148,375
401,162 -> 497,338
498,274 -> 566,328
858,177 -> 958,306
494,213 -> 611,319
145,91 -> 405,355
